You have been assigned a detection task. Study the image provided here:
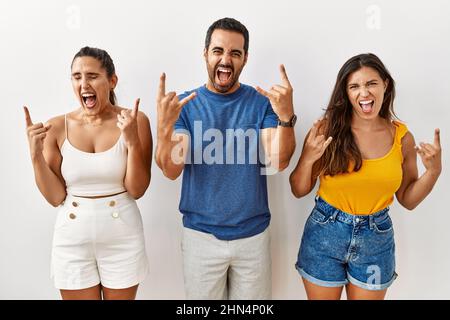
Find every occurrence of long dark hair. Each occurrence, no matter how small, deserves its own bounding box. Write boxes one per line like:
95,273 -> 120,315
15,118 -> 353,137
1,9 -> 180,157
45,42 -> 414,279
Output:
317,53 -> 397,176
71,46 -> 117,105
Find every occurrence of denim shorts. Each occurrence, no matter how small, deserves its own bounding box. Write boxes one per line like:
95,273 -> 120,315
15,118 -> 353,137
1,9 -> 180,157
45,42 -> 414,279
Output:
296,197 -> 397,291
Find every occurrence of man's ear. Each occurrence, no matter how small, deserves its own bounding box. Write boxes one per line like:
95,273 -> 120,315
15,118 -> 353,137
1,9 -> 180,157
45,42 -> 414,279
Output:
203,48 -> 208,61
243,52 -> 249,66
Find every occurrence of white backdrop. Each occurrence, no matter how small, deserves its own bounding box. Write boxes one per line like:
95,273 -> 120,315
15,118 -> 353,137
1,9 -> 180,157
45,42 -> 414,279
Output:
1,0 -> 449,299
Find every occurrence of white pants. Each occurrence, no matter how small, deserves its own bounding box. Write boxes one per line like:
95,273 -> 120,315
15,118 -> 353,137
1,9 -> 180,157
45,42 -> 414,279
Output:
181,227 -> 272,300
51,192 -> 149,290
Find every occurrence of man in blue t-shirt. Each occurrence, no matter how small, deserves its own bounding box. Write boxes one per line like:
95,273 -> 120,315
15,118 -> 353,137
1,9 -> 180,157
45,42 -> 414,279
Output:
155,17 -> 297,299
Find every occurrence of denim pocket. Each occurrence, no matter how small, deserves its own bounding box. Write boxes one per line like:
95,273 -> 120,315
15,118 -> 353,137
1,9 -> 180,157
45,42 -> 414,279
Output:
309,207 -> 332,225
373,215 -> 394,234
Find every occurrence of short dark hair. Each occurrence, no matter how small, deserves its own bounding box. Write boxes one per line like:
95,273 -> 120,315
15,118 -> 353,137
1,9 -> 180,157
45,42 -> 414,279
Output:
205,17 -> 249,53
71,46 -> 117,105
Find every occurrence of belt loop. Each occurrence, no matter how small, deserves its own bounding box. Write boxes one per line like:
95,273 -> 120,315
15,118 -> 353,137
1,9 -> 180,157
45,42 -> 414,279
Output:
369,214 -> 374,230
314,196 -> 319,203
331,210 -> 339,222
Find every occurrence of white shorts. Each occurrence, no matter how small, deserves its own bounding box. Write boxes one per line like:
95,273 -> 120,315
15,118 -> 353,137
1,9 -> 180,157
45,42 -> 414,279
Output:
51,192 -> 149,290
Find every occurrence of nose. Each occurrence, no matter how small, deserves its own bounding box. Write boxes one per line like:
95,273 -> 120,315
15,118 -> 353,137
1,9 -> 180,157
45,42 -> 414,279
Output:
81,77 -> 90,89
360,86 -> 370,97
220,53 -> 232,65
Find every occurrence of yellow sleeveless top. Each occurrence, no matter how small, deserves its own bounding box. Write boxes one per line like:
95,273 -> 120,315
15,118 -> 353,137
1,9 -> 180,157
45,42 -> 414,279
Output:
317,121 -> 408,215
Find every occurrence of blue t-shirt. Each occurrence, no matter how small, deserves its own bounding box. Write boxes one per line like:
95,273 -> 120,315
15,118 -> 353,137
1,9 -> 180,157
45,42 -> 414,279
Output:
174,83 -> 278,240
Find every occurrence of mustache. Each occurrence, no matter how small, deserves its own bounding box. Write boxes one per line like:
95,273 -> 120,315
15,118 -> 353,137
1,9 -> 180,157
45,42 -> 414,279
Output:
215,64 -> 234,72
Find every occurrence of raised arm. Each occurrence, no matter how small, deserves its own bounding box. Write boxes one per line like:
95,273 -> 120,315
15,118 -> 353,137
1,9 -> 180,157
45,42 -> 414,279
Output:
395,129 -> 442,210
117,99 -> 153,199
289,119 -> 332,198
155,73 -> 196,180
257,65 -> 296,171
24,107 -> 66,207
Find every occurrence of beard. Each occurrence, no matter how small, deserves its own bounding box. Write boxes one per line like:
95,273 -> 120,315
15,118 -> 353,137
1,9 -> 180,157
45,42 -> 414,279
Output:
206,61 -> 244,94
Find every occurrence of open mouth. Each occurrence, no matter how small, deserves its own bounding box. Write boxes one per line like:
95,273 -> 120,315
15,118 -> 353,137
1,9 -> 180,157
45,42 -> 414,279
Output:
81,93 -> 97,109
216,66 -> 233,85
359,100 -> 374,113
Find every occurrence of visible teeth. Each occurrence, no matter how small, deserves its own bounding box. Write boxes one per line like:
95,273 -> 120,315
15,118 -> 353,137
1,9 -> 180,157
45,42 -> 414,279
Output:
359,100 -> 373,105
82,93 -> 95,97
218,68 -> 231,73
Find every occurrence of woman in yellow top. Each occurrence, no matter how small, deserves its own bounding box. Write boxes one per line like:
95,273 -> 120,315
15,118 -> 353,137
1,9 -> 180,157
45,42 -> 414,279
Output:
290,53 -> 442,300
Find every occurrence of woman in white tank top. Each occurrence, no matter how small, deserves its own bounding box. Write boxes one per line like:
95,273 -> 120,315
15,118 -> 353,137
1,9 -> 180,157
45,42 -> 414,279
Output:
24,47 -> 152,300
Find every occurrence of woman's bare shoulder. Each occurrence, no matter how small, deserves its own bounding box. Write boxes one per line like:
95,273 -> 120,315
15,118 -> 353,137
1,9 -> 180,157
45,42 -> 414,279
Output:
46,109 -> 78,144
47,114 -> 65,127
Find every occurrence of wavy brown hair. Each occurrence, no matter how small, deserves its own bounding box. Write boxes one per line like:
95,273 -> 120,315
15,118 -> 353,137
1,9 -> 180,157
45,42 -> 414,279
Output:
317,53 -> 398,176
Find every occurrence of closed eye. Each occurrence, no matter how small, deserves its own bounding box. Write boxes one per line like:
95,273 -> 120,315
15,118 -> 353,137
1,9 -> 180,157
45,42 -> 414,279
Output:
211,47 -> 224,54
231,50 -> 242,57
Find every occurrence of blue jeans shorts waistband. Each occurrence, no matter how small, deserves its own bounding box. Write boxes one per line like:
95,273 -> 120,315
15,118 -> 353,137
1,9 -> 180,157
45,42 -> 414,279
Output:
314,196 -> 390,228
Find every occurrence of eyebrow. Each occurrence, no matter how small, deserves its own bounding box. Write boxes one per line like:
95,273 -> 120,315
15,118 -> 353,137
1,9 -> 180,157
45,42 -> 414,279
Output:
210,47 -> 243,55
71,72 -> 100,76
348,79 -> 379,86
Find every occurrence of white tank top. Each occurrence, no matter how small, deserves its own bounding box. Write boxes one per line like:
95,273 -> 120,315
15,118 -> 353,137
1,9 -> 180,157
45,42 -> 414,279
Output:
61,115 -> 127,197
